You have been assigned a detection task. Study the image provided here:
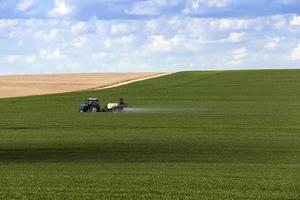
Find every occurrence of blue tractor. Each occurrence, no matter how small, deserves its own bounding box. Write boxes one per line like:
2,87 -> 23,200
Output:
80,97 -> 128,112
79,98 -> 101,112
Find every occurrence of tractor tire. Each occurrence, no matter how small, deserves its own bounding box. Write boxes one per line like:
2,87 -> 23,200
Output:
113,107 -> 120,112
91,107 -> 98,112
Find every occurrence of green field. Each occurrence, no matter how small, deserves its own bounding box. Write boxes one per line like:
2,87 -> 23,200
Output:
0,70 -> 300,199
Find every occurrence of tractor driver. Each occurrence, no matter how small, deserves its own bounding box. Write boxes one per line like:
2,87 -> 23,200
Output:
119,98 -> 128,107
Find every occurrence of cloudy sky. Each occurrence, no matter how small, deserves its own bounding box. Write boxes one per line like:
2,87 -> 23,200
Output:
0,0 -> 300,74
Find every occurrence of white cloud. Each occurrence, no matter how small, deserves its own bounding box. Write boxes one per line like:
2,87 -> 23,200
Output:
272,15 -> 288,30
144,35 -> 172,53
114,35 -> 135,45
101,35 -> 135,49
145,20 -> 159,33
39,48 -> 65,60
48,0 -> 73,17
126,0 -> 179,16
111,24 -> 133,34
264,37 -> 281,50
183,0 -> 232,14
0,19 -> 19,31
289,44 -> 300,60
16,0 -> 35,11
231,47 -> 247,60
92,52 -> 113,60
25,55 -> 37,64
6,55 -> 18,63
201,0 -> 232,8
209,18 -> 252,30
104,39 -> 113,48
34,29 -> 60,42
0,14 -> 299,74
290,16 -> 300,26
71,21 -> 90,34
144,35 -> 189,53
3,54 -> 37,65
126,3 -> 160,16
72,36 -> 87,48
226,32 -> 245,42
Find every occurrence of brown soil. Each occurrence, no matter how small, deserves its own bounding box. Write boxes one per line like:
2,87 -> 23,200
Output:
0,73 -> 167,98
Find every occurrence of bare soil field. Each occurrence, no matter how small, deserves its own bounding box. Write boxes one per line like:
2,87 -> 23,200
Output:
0,73 -> 166,98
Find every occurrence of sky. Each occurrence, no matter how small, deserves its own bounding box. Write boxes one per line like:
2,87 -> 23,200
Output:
0,0 -> 300,74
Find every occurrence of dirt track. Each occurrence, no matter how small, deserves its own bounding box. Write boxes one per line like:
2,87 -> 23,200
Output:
0,73 -> 167,98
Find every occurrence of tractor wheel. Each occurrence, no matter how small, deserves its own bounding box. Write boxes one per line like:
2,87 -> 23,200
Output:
91,107 -> 98,112
113,107 -> 120,112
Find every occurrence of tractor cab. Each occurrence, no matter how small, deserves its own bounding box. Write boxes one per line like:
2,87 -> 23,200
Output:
79,98 -> 101,112
87,98 -> 99,106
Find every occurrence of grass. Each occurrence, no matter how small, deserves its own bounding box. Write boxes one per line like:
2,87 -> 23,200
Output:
0,70 -> 300,199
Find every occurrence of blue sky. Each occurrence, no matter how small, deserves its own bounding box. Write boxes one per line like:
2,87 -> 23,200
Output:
0,0 -> 300,74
